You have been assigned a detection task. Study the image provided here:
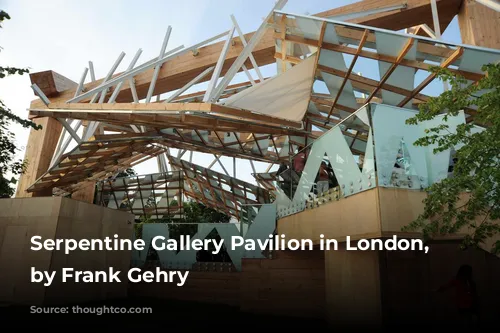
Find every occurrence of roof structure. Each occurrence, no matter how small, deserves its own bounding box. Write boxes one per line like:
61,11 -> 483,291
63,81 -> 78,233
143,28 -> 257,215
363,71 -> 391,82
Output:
168,156 -> 272,219
96,171 -> 185,220
272,10 -> 500,128
23,0 -> 500,219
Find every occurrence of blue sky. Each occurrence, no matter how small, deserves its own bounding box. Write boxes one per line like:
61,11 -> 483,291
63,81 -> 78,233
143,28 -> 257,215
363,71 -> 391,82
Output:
0,0 -> 464,186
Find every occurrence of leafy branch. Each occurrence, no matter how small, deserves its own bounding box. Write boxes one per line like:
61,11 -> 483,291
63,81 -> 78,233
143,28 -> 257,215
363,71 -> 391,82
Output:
0,10 -> 42,197
402,64 -> 500,254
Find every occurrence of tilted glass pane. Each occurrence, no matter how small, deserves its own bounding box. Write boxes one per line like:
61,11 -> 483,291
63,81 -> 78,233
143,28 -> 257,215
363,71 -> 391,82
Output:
371,104 -> 428,189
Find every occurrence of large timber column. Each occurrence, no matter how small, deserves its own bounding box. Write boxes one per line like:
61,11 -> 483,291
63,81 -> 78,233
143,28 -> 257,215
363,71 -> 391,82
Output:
16,71 -> 95,203
15,117 -> 63,197
458,0 -> 500,48
325,245 -> 383,328
16,71 -> 74,198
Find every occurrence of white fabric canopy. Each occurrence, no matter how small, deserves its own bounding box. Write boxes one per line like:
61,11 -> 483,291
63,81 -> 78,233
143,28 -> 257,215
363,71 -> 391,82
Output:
222,55 -> 316,122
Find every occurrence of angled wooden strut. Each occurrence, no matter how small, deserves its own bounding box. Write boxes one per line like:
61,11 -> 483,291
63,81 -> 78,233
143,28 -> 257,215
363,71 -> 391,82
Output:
17,0 -> 465,200
29,0 -> 462,109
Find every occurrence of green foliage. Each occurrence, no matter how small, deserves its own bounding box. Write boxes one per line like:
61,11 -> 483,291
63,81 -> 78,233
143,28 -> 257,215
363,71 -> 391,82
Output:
134,199 -> 231,262
183,200 -> 231,224
134,200 -> 230,239
0,10 -> 10,26
115,167 -> 137,178
402,64 -> 500,254
0,11 -> 41,197
168,201 -> 230,254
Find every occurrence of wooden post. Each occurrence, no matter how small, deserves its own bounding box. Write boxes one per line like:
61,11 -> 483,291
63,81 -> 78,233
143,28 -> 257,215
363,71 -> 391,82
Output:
458,0 -> 500,48
17,71 -> 96,203
16,71 -> 89,199
15,117 -> 63,197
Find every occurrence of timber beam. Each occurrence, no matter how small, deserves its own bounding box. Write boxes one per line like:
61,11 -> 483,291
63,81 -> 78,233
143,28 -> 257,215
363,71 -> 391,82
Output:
29,0 -> 462,109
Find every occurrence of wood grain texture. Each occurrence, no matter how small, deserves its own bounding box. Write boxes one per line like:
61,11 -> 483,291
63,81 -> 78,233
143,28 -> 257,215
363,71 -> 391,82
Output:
0,197 -> 134,305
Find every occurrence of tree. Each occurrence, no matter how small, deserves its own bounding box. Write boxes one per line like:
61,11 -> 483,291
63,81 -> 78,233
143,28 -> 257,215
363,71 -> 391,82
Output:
0,11 -> 41,197
183,201 -> 231,224
402,64 -> 500,254
114,167 -> 136,178
134,199 -> 232,262
134,200 -> 230,235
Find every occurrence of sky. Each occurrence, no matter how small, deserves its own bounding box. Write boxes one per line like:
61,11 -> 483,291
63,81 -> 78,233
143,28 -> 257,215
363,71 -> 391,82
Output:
0,0 -> 464,190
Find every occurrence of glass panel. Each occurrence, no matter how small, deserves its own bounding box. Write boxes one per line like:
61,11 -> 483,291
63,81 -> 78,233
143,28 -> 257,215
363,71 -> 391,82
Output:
372,104 -> 469,189
294,16 -> 323,41
388,138 -> 421,188
362,127 -> 375,184
240,204 -> 276,259
374,31 -> 417,108
371,104 -> 428,189
421,111 -> 466,184
133,203 -> 277,271
458,48 -> 500,74
276,105 -> 376,218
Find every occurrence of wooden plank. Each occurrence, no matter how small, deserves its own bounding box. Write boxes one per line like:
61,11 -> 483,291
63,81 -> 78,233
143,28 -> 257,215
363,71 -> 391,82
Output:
458,0 -> 500,49
29,0 -> 462,109
40,102 -> 302,128
15,118 -> 63,197
325,245 -> 382,326
29,70 -> 77,98
19,0 -> 464,197
277,188 -> 382,243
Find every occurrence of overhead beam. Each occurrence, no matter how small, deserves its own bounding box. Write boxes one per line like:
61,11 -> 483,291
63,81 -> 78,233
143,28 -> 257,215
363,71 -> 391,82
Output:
29,0 -> 462,109
19,0 -> 464,198
315,0 -> 461,32
34,102 -> 302,129
458,0 -> 500,49
475,0 -> 500,12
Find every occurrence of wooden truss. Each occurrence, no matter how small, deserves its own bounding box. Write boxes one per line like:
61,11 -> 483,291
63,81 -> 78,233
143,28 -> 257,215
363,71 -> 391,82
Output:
167,156 -> 271,219
23,0 -> 499,218
28,0 -> 463,109
96,171 -> 185,220
271,12 -> 489,129
95,159 -> 270,221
